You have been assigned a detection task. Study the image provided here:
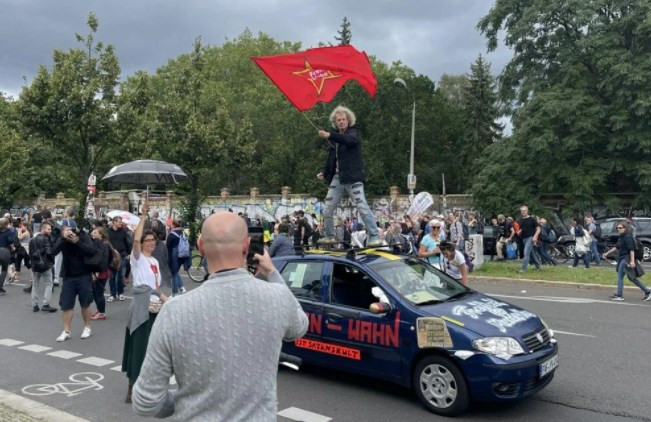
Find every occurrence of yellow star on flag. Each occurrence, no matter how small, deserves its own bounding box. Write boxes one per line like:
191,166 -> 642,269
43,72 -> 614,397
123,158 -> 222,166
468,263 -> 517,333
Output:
291,60 -> 342,95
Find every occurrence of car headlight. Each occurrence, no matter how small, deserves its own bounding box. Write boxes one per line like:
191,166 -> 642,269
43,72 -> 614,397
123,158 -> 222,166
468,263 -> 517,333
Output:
540,318 -> 554,338
473,337 -> 525,358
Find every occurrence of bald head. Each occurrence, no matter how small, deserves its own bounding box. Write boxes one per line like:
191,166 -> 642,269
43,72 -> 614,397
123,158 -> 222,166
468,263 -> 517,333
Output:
199,212 -> 250,272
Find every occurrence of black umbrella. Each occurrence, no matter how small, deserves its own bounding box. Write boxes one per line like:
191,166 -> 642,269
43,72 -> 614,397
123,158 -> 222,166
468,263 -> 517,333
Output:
102,160 -> 188,185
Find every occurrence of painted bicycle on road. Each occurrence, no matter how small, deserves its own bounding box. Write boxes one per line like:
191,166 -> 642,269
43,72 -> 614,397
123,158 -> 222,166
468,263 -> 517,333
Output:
22,372 -> 104,397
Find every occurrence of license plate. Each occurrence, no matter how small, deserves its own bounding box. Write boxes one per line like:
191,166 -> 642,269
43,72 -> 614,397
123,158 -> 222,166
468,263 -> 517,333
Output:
539,354 -> 558,378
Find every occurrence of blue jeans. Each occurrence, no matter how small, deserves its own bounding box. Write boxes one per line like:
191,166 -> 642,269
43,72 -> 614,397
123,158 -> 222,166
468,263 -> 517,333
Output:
573,253 -> 590,268
616,260 -> 650,297
323,174 -> 379,240
589,241 -> 600,265
521,237 -> 541,271
171,271 -> 185,294
108,257 -> 126,297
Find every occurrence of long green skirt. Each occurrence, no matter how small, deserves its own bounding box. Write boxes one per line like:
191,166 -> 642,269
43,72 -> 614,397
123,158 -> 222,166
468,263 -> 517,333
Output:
121,312 -> 158,382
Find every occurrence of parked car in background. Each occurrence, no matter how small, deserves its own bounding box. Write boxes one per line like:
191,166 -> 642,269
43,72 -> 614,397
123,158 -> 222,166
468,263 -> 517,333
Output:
557,217 -> 651,261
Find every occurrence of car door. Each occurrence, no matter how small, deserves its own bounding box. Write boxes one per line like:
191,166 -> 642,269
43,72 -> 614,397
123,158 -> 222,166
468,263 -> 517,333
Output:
602,220 -> 620,251
278,260 -> 326,359
317,261 -> 402,381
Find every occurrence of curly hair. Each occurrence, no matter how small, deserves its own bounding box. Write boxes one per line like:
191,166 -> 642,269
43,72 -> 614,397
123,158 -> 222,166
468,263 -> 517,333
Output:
329,105 -> 356,128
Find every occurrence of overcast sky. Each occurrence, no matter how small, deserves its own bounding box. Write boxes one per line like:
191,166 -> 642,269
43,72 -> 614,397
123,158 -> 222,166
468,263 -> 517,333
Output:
1,0 -> 511,99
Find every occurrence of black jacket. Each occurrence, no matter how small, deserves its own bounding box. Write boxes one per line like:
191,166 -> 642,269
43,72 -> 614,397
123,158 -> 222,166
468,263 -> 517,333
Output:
29,235 -> 54,272
109,227 -> 132,257
52,231 -> 96,278
321,126 -> 366,185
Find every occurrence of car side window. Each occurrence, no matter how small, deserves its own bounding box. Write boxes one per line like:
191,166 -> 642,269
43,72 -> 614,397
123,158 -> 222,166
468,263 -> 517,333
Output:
600,221 -> 615,235
280,261 -> 323,300
330,263 -> 379,310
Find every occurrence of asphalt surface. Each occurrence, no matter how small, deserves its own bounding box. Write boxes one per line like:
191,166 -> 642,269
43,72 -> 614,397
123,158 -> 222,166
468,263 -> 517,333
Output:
0,271 -> 650,421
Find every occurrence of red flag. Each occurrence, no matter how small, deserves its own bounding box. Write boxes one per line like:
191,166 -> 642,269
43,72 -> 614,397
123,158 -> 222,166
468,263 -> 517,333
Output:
252,45 -> 377,111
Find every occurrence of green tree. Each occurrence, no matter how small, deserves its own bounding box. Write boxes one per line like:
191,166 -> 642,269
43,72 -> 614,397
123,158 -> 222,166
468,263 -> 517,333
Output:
474,0 -> 651,213
438,74 -> 469,105
18,12 -> 120,222
335,17 -> 352,45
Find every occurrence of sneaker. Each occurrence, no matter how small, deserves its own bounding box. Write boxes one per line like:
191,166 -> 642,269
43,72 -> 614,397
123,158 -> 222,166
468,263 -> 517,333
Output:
366,239 -> 383,248
644,291 -> 651,302
41,304 -> 58,313
56,331 -> 71,342
80,327 -> 92,339
317,237 -> 337,245
33,305 -> 40,312
23,286 -> 32,293
609,295 -> 624,301
90,312 -> 106,320
107,295 -> 115,302
118,294 -> 126,301
180,287 -> 187,294
0,288 -> 6,295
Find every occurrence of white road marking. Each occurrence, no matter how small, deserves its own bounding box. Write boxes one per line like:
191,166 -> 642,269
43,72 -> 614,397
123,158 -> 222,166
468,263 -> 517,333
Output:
76,357 -> 114,367
48,350 -> 83,360
486,293 -> 650,307
110,365 -> 122,372
18,344 -> 52,353
0,339 -> 25,347
278,407 -> 332,422
553,330 -> 595,338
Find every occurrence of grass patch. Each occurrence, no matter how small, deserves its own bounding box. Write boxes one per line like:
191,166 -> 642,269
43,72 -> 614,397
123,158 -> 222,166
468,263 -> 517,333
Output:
473,261 -> 620,286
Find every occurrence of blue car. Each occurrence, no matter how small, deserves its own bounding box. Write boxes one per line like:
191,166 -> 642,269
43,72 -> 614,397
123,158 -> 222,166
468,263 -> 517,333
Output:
274,249 -> 558,417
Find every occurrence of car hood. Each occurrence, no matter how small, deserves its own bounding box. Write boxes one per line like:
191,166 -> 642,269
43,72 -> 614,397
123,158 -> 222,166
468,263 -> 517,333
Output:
417,292 -> 543,338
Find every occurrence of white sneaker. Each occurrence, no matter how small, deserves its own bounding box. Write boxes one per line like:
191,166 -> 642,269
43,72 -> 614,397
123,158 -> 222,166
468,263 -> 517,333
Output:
118,294 -> 126,301
56,331 -> 71,342
180,287 -> 187,294
107,295 -> 115,302
80,327 -> 92,339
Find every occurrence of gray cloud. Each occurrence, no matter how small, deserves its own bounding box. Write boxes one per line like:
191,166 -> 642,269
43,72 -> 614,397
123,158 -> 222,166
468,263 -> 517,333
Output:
0,0 -> 510,98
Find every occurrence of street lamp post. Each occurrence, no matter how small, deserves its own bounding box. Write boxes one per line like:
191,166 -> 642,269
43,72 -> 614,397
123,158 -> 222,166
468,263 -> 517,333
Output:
394,78 -> 416,201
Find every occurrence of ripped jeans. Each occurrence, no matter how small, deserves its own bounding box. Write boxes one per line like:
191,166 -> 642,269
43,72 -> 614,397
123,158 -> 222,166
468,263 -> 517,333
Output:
323,174 -> 379,240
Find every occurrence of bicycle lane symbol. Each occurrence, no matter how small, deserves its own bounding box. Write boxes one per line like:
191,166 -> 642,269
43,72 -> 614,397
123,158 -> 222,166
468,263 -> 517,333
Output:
22,372 -> 104,397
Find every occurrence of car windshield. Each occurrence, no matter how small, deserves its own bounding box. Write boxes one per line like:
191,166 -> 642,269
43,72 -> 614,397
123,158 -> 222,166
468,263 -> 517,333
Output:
370,258 -> 470,305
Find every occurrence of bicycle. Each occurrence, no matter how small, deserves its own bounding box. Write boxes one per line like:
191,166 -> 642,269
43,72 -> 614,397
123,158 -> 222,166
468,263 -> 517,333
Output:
547,243 -> 570,264
22,372 -> 104,397
186,254 -> 208,283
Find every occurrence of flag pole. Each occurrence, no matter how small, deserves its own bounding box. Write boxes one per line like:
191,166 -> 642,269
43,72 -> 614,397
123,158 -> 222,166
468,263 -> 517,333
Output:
299,111 -> 321,132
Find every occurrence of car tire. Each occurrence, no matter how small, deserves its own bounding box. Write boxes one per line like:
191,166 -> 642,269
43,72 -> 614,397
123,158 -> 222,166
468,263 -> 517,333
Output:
412,355 -> 470,417
564,243 -> 575,259
643,244 -> 651,262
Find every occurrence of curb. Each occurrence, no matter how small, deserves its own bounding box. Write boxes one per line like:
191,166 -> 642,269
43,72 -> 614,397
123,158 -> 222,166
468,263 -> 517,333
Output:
469,275 -> 637,291
0,389 -> 89,422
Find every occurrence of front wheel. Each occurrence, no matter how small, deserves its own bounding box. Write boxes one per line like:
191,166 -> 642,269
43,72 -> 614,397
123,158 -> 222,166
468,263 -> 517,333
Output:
187,255 -> 208,283
643,244 -> 651,262
413,355 -> 470,417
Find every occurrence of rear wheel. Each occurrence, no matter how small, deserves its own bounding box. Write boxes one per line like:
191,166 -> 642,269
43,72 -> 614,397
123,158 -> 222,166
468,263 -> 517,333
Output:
413,355 -> 470,417
187,254 -> 208,283
643,244 -> 651,262
564,243 -> 575,259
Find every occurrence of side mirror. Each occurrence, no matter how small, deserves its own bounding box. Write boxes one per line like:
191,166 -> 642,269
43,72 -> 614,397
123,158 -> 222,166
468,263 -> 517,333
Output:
369,302 -> 394,315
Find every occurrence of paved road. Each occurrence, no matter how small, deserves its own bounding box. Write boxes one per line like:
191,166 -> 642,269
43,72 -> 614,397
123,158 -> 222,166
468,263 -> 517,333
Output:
1,272 -> 650,421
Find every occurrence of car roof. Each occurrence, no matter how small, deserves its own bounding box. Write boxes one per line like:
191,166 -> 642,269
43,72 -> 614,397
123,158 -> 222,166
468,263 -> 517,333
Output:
598,217 -> 651,222
274,248 -> 405,267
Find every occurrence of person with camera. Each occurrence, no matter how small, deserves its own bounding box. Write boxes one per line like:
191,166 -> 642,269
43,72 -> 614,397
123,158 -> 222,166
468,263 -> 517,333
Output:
132,211 -> 308,420
316,105 -> 382,248
28,222 -> 57,312
53,222 -> 97,342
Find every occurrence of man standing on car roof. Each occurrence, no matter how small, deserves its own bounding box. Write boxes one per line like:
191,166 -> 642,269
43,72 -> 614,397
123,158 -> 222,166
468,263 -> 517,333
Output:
316,105 -> 382,248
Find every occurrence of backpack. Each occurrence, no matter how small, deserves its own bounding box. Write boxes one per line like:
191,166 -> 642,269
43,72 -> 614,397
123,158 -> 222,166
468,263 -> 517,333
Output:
109,246 -> 121,271
548,229 -> 557,244
29,237 -> 52,273
593,222 -> 602,239
173,231 -> 191,258
84,240 -> 110,273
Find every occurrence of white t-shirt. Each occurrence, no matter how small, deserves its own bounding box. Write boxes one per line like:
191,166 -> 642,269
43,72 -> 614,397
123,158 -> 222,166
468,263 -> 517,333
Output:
130,251 -> 161,291
443,250 -> 466,280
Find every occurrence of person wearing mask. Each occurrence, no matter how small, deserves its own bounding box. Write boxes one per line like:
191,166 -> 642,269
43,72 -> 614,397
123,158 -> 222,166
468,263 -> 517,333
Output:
570,218 -> 590,269
269,223 -> 294,257
122,198 -> 168,403
132,212 -> 308,420
603,223 -> 651,301
419,219 -> 443,269
0,218 -> 16,294
28,222 -> 57,312
52,222 -> 97,342
108,216 -> 131,302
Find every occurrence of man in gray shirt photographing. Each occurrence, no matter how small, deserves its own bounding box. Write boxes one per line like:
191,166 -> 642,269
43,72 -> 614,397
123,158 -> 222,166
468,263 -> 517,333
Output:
132,212 -> 308,421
